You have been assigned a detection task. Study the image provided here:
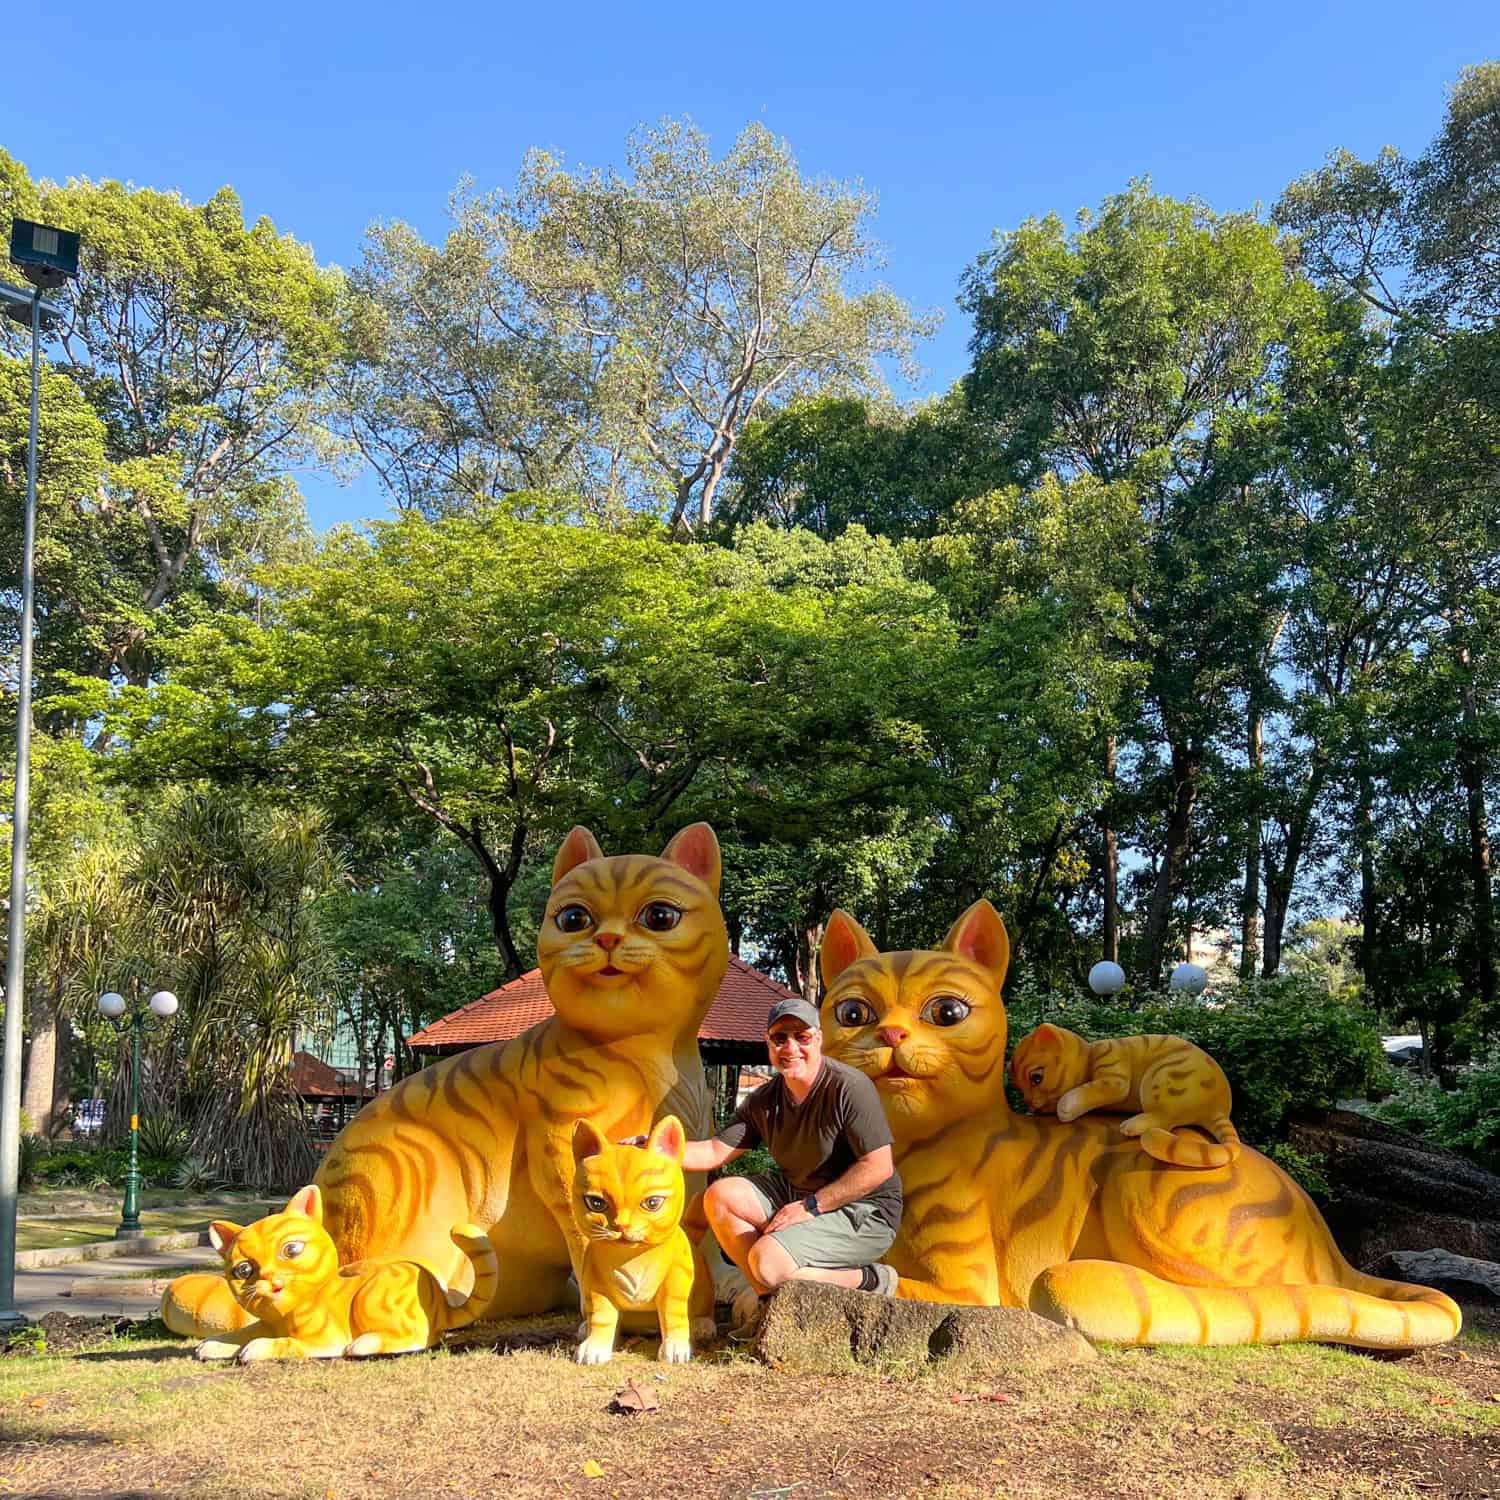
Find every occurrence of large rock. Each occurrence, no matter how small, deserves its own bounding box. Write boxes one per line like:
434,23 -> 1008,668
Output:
1364,1249 -> 1500,1308
755,1280 -> 1095,1376
1286,1109 -> 1500,1264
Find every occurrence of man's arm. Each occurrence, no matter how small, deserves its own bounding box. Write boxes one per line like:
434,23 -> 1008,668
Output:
621,1133 -> 745,1172
765,1145 -> 894,1231
683,1137 -> 744,1173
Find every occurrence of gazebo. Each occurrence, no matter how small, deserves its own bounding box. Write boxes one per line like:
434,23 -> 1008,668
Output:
406,955 -> 792,1123
290,1049 -> 378,1142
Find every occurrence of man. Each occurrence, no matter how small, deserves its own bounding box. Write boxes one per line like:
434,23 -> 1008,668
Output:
671,997 -> 902,1328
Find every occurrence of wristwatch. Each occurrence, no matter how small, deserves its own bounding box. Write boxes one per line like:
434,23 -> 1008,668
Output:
802,1194 -> 822,1217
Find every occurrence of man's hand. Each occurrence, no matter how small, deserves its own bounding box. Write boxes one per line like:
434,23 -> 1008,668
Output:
766,1199 -> 813,1234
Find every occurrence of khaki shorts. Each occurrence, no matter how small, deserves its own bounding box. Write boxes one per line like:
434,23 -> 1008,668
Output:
740,1170 -> 897,1269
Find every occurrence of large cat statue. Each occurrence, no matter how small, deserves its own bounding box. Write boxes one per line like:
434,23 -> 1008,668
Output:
162,823 -> 728,1338
817,901 -> 1460,1350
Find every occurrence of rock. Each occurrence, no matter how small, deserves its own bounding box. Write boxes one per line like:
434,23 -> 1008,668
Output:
1364,1249 -> 1500,1308
754,1280 -> 1095,1376
1286,1109 -> 1500,1264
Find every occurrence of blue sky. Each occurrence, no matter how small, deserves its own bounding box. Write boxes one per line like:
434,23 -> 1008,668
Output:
5,1 -> 1492,529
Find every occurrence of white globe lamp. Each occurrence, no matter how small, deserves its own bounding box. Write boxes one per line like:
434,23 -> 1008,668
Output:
148,989 -> 178,1018
1088,961 -> 1126,996
97,991 -> 127,1020
1169,962 -> 1209,996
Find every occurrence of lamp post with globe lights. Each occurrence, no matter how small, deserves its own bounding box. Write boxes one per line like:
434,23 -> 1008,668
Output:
96,987 -> 178,1238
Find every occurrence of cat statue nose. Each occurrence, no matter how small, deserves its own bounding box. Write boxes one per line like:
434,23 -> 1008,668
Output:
877,1026 -> 908,1047
595,931 -> 622,951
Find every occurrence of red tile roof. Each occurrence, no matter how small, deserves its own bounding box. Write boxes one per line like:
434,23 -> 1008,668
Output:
290,1050 -> 375,1099
407,955 -> 797,1053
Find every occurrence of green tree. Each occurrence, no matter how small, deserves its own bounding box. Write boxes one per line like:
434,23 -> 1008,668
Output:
84,514 -> 958,982
720,389 -> 1003,540
338,121 -> 932,528
0,155 -> 341,691
961,181 -> 1311,982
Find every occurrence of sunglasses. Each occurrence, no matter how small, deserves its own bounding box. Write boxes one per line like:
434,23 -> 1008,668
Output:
767,1030 -> 818,1049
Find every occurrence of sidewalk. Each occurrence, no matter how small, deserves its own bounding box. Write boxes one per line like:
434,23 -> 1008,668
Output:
16,1242 -> 221,1319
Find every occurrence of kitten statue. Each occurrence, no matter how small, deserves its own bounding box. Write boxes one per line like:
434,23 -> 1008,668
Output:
164,823 -> 728,1337
194,1185 -> 497,1363
571,1115 -> 702,1365
1010,1023 -> 1241,1168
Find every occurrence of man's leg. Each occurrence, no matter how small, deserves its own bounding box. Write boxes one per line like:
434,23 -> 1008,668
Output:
703,1176 -> 776,1294
747,1233 -> 862,1291
755,1202 -> 898,1294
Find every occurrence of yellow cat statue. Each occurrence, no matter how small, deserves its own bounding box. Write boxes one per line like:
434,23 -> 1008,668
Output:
163,823 -> 728,1339
1010,1022 -> 1241,1168
571,1115 -> 703,1364
192,1185 -> 497,1362
819,901 -> 1460,1350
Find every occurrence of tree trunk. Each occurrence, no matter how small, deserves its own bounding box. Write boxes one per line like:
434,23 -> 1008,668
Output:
796,917 -> 827,1005
51,1013 -> 73,1139
1143,743 -> 1200,987
1240,708 -> 1262,980
1101,735 -> 1119,964
1457,655 -> 1497,1032
1356,766 -> 1377,986
21,986 -> 60,1139
1260,764 -> 1330,979
483,872 -> 526,978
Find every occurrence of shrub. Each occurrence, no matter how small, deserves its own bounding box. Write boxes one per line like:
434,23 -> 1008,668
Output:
716,1144 -> 776,1181
171,1155 -> 225,1193
17,1134 -> 47,1188
1003,971 -> 1391,1152
137,1115 -> 190,1165
1374,1044 -> 1500,1174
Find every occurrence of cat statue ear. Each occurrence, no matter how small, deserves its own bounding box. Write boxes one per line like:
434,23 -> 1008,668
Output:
1031,1023 -> 1061,1045
285,1184 -> 323,1223
942,900 -> 1010,989
572,1118 -> 610,1166
660,823 -> 721,895
553,826 -> 606,886
207,1220 -> 244,1256
647,1114 -> 685,1163
820,910 -> 878,988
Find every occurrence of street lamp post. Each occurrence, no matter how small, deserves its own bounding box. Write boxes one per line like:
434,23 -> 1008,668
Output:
96,988 -> 178,1238
0,221 -> 79,1325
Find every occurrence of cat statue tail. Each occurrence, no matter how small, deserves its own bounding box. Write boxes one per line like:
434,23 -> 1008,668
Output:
436,1224 -> 501,1332
159,1271 -> 254,1339
1137,1115 -> 1242,1169
1029,1258 -> 1461,1350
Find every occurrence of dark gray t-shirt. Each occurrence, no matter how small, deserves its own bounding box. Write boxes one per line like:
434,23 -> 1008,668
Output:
715,1057 -> 902,1230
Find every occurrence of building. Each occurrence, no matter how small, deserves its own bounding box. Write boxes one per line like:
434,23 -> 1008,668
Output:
290,1049 -> 378,1142
406,955 -> 793,1124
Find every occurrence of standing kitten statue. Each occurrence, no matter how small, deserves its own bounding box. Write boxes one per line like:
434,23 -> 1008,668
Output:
194,1185 -> 497,1362
1010,1023 -> 1241,1168
164,823 -> 728,1337
571,1115 -> 701,1364
819,902 -> 1459,1349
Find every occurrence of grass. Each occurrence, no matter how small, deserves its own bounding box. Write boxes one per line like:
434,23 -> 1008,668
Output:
1,1314 -> 1497,1499
15,1207 -> 240,1253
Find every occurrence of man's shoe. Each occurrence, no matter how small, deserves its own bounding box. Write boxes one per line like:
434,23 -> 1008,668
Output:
866,1263 -> 898,1295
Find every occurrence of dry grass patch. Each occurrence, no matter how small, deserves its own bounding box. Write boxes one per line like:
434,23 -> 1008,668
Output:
0,1316 -> 1497,1500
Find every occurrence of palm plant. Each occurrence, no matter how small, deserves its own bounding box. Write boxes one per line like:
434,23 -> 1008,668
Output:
126,790 -> 346,1189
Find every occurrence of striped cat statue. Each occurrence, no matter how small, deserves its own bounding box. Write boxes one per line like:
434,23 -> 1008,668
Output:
163,823 -> 727,1339
818,901 -> 1459,1350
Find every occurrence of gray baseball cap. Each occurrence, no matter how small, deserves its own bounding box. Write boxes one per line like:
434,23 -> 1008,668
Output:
766,997 -> 821,1032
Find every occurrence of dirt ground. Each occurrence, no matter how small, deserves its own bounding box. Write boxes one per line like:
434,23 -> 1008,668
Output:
1,1311 -> 1498,1500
